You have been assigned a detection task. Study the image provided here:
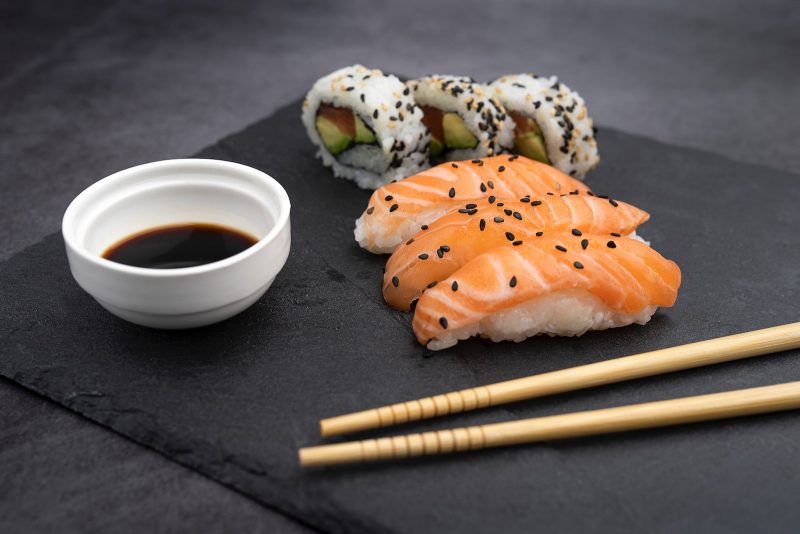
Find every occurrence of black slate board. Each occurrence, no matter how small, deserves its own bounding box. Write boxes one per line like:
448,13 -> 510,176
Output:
2,100 -> 800,533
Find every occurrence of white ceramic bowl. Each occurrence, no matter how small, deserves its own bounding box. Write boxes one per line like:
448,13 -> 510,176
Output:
62,159 -> 291,329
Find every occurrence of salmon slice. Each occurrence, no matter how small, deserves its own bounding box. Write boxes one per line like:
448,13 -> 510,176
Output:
411,232 -> 681,350
383,195 -> 649,310
354,155 -> 592,254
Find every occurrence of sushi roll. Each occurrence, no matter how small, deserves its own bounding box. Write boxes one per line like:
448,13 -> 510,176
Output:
383,195 -> 649,311
354,155 -> 591,254
412,232 -> 681,350
490,74 -> 599,179
302,65 -> 429,190
409,75 -> 514,163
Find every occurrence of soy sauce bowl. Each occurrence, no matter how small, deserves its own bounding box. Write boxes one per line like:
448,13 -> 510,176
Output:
62,159 -> 291,329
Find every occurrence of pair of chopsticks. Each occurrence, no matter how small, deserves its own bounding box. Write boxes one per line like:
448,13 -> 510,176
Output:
299,322 -> 800,467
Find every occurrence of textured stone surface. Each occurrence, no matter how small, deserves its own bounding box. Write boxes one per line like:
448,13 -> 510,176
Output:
2,0 -> 799,531
2,100 -> 800,533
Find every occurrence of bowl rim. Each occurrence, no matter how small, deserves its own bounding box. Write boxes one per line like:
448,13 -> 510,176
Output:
62,158 -> 291,278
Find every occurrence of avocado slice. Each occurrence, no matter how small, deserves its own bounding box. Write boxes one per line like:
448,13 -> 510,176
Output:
514,132 -> 550,164
354,115 -> 376,144
509,112 -> 550,163
443,113 -> 478,149
429,136 -> 445,156
316,115 -> 353,155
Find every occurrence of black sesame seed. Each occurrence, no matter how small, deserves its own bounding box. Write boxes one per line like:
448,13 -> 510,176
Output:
373,109 -> 379,119
421,225 -> 429,230
480,182 -> 487,192
406,238 -> 414,245
505,232 -> 515,241
572,228 -> 582,236
467,208 -> 478,215
385,195 -> 393,201
536,231 -> 544,237
360,94 -> 366,102
451,281 -> 458,291
494,216 -> 504,223
479,219 -> 486,231
395,101 -> 402,109
513,240 -> 523,246
472,159 -> 481,164
509,276 -> 517,287
531,200 -> 542,206
345,86 -> 354,91
389,203 -> 399,212
403,87 -> 410,95
610,232 -> 621,237
366,207 -> 374,215
440,245 -> 450,252
513,211 -> 522,220
448,187 -> 456,198
437,248 -> 444,258
573,261 -> 584,269
504,208 -> 513,216
488,195 -> 496,203
581,239 -> 589,250
487,180 -> 494,189
496,202 -> 505,207
609,199 -> 619,207
466,203 -> 477,209
520,197 -> 530,203
556,245 -> 567,252
607,240 -> 617,249
498,165 -> 506,172
439,317 -> 448,329
458,208 -> 469,214
419,253 -> 429,260
451,163 -> 459,168
391,276 -> 399,287
428,281 -> 438,289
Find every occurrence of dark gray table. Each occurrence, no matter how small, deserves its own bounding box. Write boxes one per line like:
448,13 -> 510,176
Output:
1,1 -> 798,531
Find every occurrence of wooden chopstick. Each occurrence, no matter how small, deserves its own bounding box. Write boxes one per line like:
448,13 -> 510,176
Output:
320,322 -> 800,437
300,381 -> 800,467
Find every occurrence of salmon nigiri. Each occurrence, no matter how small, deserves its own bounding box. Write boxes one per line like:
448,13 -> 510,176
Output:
383,195 -> 649,310
411,233 -> 681,350
354,155 -> 592,254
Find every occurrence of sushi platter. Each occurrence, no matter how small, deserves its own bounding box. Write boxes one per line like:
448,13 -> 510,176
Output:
2,64 -> 800,532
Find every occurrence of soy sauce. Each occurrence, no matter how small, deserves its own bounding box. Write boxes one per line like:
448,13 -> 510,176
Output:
103,223 -> 259,269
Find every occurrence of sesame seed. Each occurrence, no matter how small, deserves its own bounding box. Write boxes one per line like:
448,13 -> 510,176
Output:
496,202 -> 504,207
385,195 -> 393,201
373,110 -> 379,119
513,240 -> 523,246
573,261 -> 584,269
494,216 -> 504,223
509,276 -> 517,287
505,232 -> 515,241
498,165 -> 506,172
448,187 -> 456,198
480,182 -> 487,192
610,232 -> 621,237
406,238 -> 414,245
607,240 -> 617,249
458,208 -> 470,214
520,197 -> 530,203
391,276 -> 399,287
439,317 -> 449,329
389,203 -> 399,212
440,245 -> 450,252
437,248 -> 444,258
487,180 -> 495,189
466,203 -> 477,209
513,211 -> 522,220
421,225 -> 429,230
403,87 -> 410,95
536,231 -> 544,237
419,253 -> 429,260
451,163 -> 459,168
581,239 -> 589,250
556,245 -> 567,252
504,209 -> 513,216
360,94 -> 365,102
395,101 -> 402,108
428,281 -> 438,289
609,199 -> 619,207
488,195 -> 496,203
572,229 -> 582,236
451,281 -> 458,291
366,207 -> 374,215
531,200 -> 542,206
467,208 -> 478,215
